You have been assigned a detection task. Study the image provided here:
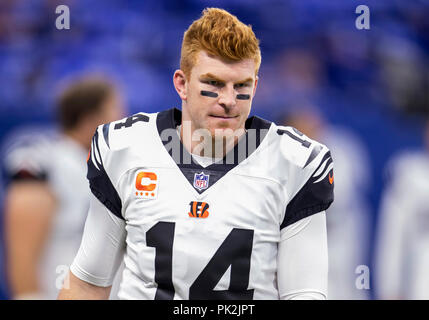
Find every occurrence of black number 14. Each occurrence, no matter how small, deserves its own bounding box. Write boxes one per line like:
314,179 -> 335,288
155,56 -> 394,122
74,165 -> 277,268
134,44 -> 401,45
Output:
146,222 -> 254,300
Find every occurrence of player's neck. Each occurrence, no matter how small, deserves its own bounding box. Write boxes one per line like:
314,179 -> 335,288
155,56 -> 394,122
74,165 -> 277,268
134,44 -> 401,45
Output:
178,124 -> 245,159
64,128 -> 91,151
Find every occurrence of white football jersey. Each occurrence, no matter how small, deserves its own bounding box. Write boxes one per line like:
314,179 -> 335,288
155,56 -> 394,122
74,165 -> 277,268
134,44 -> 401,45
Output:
86,108 -> 334,299
4,130 -> 90,299
375,151 -> 429,299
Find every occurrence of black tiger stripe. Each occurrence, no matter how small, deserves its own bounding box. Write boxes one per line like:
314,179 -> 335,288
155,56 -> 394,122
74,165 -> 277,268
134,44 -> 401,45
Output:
87,131 -> 123,220
91,132 -> 103,169
313,157 -> 333,181
311,152 -> 332,177
102,123 -> 110,149
201,202 -> 208,214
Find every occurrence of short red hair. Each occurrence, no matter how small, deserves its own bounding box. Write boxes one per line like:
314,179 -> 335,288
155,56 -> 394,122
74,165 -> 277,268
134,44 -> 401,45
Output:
180,8 -> 261,78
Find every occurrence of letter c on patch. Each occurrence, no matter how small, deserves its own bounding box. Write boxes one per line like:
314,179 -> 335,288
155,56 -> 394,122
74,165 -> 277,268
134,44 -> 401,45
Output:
136,172 -> 157,191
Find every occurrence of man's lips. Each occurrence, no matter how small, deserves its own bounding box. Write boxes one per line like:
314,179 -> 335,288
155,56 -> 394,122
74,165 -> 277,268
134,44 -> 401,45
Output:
209,115 -> 239,119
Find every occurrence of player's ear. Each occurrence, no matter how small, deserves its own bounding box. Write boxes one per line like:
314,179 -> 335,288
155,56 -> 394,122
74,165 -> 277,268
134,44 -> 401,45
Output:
173,69 -> 187,101
252,75 -> 259,98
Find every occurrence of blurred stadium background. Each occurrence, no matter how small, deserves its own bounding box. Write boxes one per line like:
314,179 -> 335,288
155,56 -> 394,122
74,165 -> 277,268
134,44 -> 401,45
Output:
0,0 -> 428,299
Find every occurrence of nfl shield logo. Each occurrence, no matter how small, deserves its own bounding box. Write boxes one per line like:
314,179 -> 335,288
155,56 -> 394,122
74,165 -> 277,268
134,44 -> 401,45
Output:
193,172 -> 210,191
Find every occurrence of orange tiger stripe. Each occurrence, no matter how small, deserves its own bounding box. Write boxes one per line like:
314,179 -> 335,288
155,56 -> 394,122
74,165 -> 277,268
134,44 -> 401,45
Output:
193,201 -> 198,217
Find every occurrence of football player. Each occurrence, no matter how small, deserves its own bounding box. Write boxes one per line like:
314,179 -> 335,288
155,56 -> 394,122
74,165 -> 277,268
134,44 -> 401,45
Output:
375,119 -> 429,299
4,75 -> 124,299
58,8 -> 334,300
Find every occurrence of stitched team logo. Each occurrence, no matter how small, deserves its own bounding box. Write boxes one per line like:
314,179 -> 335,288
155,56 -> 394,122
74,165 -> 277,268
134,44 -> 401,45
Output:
193,172 -> 210,191
135,171 -> 158,199
188,201 -> 210,218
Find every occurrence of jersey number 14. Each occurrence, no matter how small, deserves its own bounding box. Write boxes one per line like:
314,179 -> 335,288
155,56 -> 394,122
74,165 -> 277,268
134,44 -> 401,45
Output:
146,222 -> 254,300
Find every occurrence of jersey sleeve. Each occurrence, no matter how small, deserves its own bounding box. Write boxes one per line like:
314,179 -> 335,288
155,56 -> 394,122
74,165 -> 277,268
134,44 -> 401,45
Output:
87,125 -> 123,220
70,193 -> 126,287
278,211 -> 328,299
280,142 -> 335,230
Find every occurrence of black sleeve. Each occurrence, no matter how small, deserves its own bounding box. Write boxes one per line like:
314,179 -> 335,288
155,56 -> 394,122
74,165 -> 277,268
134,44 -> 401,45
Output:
87,128 -> 124,220
280,152 -> 334,230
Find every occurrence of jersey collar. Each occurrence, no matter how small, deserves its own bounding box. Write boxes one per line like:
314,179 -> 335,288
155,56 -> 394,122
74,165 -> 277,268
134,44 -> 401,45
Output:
156,108 -> 272,194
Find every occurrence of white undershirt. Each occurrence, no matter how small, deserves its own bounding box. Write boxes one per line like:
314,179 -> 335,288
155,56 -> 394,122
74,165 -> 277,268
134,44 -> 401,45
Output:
176,125 -> 226,168
191,153 -> 222,168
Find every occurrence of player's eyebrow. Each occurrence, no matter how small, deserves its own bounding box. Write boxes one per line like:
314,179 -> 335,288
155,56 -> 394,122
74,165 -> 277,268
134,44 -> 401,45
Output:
199,73 -> 224,82
235,77 -> 254,85
199,73 -> 254,85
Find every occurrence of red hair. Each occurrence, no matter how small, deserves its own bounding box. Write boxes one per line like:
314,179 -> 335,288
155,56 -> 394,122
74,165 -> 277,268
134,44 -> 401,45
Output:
180,8 -> 261,78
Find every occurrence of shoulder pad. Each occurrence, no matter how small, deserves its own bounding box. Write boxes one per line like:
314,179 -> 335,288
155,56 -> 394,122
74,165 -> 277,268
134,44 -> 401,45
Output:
86,125 -> 123,219
99,112 -> 153,151
275,125 -> 334,229
276,125 -> 326,169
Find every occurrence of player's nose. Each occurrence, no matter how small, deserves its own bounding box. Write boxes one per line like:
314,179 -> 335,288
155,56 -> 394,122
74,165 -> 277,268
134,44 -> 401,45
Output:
218,84 -> 237,110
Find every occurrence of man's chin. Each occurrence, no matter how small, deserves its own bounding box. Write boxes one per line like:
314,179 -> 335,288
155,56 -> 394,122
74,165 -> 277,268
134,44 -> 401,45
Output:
211,126 -> 246,140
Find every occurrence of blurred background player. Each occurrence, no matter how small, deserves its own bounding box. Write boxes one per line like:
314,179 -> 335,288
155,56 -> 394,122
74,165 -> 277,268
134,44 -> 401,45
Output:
2,75 -> 124,299
375,118 -> 429,299
280,106 -> 371,300
0,176 -> 6,299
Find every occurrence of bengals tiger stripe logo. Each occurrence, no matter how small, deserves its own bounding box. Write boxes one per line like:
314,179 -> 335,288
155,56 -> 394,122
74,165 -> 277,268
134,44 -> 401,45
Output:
188,201 -> 210,218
